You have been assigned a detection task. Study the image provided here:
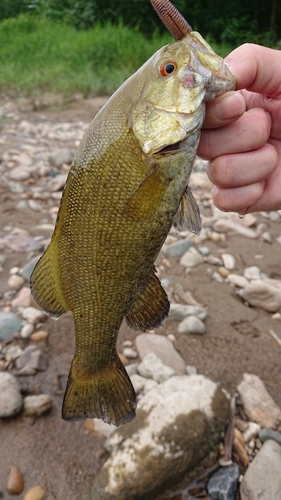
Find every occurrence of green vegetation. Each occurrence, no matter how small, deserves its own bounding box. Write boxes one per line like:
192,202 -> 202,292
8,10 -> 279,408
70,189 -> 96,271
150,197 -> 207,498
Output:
0,15 -> 232,98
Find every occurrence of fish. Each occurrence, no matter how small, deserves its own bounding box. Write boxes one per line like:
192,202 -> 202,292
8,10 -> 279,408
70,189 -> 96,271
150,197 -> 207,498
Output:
30,0 -> 236,426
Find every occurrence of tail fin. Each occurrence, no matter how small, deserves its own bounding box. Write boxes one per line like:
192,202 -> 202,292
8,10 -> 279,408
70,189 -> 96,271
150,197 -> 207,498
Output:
62,356 -> 136,426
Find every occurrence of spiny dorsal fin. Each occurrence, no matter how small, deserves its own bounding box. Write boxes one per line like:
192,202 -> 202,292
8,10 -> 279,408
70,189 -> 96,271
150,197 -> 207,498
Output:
126,270 -> 170,331
174,186 -> 202,235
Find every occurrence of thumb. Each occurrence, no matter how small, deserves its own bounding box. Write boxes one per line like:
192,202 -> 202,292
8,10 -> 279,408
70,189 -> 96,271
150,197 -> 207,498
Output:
225,43 -> 281,96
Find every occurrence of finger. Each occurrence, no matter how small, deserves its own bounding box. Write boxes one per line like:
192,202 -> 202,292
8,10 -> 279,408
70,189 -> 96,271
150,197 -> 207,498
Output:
207,143 -> 278,188
247,164 -> 281,212
211,181 -> 265,213
203,91 -> 245,129
198,108 -> 271,160
225,44 -> 281,96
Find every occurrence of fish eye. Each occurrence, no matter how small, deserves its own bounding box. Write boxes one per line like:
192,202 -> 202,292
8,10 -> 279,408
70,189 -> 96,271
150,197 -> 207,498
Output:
159,61 -> 177,76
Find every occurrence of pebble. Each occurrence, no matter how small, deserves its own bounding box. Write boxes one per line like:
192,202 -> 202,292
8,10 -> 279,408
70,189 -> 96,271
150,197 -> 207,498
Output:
222,253 -> 236,270
243,266 -> 262,281
11,286 -> 32,308
178,315 -> 206,334
23,394 -> 52,417
30,330 -> 49,342
20,323 -> 35,339
130,374 -> 146,394
212,271 -> 225,283
186,365 -> 198,375
15,345 -> 49,372
198,245 -> 210,256
122,347 -> 138,359
168,303 -> 208,321
0,372 -> 23,417
162,239 -> 193,258
23,485 -> 46,500
48,147 -> 74,167
205,254 -> 223,266
137,352 -> 176,383
218,266 -> 229,278
21,306 -> 47,324
243,422 -> 261,442
179,246 -> 204,267
0,311 -> 22,341
125,363 -> 138,376
227,274 -> 249,288
258,427 -> 281,446
20,255 -> 42,281
238,280 -> 281,312
214,218 -> 258,238
207,463 -> 240,500
237,373 -> 281,429
6,464 -> 24,495
3,345 -> 23,361
233,428 -> 249,468
135,333 -> 186,375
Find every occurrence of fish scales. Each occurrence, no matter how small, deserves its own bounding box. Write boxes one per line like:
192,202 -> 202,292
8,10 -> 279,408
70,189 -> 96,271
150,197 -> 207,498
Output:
30,2 -> 236,426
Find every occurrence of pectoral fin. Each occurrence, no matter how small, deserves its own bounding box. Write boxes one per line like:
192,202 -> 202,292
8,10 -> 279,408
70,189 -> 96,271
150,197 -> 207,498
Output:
174,186 -> 202,235
123,168 -> 168,220
30,239 -> 68,317
126,270 -> 170,331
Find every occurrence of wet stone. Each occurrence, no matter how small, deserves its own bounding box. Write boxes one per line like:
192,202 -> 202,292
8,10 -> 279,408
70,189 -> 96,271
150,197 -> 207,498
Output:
259,428 -> 281,446
207,463 -> 240,500
162,239 -> 193,258
0,311 -> 22,341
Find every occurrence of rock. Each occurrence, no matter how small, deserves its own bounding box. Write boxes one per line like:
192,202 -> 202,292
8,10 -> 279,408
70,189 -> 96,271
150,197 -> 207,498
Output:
218,267 -> 229,278
213,218 -> 258,238
11,286 -> 32,307
238,280 -> 281,312
227,274 -> 249,288
162,239 -> 193,258
30,330 -> 49,342
23,394 -> 52,417
233,428 -> 249,468
243,422 -> 261,442
240,440 -> 281,499
130,374 -> 146,394
6,464 -> 24,495
207,463 -> 240,500
21,306 -> 47,324
178,315 -> 206,334
0,372 -> 23,417
142,378 -> 158,394
205,254 -> 223,266
48,173 -> 67,191
20,323 -> 34,339
92,418 -> 116,438
91,375 -> 230,500
48,147 -> 74,167
135,333 -> 186,375
180,247 -> 204,267
237,373 -> 281,428
259,428 -> 281,446
186,365 -> 198,375
125,363 -> 138,376
20,255 -> 42,281
3,344 -> 24,361
212,272 -> 225,283
198,245 -> 210,256
0,311 -> 22,341
7,274 -> 25,289
122,347 -> 138,359
243,266 -> 262,281
23,485 -> 46,500
168,303 -> 208,321
222,253 -> 236,271
15,345 -> 49,372
137,352 -> 175,383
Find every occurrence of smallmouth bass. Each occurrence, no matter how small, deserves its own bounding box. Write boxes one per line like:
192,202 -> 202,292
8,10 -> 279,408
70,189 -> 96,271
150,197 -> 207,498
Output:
30,0 -> 236,426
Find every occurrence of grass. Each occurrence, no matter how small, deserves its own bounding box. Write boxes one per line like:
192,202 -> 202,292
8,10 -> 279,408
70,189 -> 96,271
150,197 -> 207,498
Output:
0,14 -> 233,98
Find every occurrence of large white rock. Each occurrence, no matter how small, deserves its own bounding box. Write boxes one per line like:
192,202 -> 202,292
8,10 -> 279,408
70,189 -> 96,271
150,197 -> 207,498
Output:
238,280 -> 281,312
135,333 -> 186,375
240,440 -> 281,499
91,375 -> 230,500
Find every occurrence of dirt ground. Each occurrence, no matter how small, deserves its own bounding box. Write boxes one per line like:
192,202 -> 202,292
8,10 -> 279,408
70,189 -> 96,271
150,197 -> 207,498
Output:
0,96 -> 280,500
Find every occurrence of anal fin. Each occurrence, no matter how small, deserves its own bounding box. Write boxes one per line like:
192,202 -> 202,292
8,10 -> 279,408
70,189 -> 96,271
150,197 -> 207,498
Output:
174,186 -> 202,235
126,270 -> 170,331
30,239 -> 68,317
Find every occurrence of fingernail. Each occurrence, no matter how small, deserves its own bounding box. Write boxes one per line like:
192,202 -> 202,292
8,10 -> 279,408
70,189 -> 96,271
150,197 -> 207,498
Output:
214,92 -> 245,121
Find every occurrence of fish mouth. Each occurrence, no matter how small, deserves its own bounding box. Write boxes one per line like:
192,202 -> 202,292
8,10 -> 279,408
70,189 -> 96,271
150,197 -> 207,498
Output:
157,141 -> 181,155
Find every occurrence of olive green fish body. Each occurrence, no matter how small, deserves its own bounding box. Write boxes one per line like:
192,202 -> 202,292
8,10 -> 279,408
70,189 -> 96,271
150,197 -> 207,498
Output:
31,31 -> 235,425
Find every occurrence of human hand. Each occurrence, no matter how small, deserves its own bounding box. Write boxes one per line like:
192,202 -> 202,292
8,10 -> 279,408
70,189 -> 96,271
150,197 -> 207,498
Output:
198,43 -> 281,214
